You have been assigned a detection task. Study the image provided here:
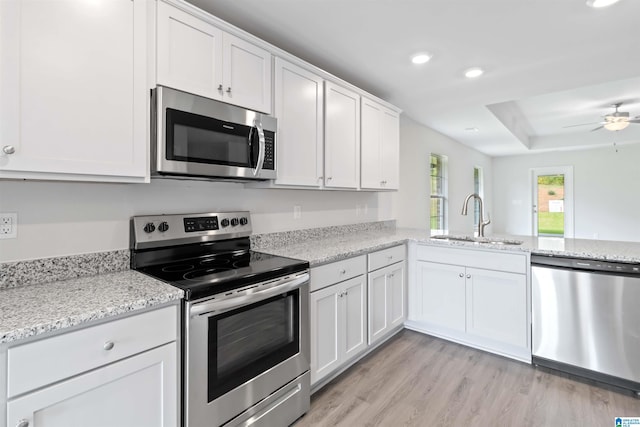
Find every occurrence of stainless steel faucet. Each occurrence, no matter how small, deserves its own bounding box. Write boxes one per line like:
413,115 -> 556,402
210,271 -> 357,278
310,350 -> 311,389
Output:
461,193 -> 491,237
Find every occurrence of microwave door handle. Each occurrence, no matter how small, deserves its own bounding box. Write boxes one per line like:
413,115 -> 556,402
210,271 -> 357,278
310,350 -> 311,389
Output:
252,120 -> 266,176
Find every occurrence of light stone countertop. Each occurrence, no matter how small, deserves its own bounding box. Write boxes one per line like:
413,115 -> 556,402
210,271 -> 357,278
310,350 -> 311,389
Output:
4,225 -> 639,346
0,270 -> 183,345
257,228 -> 640,265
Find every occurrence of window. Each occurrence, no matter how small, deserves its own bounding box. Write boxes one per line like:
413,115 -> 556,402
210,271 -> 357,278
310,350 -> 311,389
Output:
430,154 -> 448,233
473,166 -> 484,229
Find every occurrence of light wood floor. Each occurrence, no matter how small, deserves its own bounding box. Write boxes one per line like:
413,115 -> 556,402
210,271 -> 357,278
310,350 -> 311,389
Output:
294,330 -> 640,426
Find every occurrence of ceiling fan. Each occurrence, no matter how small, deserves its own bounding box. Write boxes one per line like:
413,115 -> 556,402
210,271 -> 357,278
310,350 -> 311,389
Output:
564,103 -> 640,132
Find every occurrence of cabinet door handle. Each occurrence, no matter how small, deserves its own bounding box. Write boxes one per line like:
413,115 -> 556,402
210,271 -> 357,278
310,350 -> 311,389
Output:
339,269 -> 346,275
466,274 -> 471,279
16,419 -> 29,427
387,255 -> 393,260
226,87 -> 232,93
459,273 -> 464,278
3,145 -> 15,155
103,341 -> 115,351
318,176 -> 323,181
217,84 -> 223,91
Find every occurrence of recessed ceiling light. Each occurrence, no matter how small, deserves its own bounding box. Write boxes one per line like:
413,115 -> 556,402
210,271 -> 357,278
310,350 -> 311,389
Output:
465,127 -> 480,132
464,67 -> 484,78
411,53 -> 432,64
586,0 -> 621,8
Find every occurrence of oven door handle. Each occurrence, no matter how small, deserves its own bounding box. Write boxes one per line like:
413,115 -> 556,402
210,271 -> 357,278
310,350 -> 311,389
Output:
190,272 -> 309,317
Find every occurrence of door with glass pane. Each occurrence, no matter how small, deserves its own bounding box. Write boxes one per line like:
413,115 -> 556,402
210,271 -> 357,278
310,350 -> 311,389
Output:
532,167 -> 574,237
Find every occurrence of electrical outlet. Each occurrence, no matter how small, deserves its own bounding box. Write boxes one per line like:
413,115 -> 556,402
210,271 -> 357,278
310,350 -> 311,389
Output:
0,213 -> 17,239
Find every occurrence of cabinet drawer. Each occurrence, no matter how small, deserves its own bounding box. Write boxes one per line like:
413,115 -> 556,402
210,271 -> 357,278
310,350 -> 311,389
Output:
311,255 -> 366,292
417,245 -> 526,274
368,245 -> 406,272
8,305 -> 178,398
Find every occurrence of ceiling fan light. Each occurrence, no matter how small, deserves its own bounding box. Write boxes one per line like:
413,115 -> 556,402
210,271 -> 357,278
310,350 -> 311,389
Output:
586,0 -> 621,8
604,120 -> 630,131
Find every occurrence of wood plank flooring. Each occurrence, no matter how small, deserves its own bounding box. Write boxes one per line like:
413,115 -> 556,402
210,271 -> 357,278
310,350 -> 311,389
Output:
294,330 -> 640,426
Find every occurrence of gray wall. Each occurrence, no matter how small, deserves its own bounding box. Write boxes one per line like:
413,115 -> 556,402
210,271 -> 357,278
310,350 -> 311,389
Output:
393,115 -> 493,233
492,143 -> 640,241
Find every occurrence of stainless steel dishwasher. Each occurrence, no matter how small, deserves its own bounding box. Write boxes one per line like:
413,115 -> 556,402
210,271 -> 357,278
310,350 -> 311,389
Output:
532,254 -> 640,396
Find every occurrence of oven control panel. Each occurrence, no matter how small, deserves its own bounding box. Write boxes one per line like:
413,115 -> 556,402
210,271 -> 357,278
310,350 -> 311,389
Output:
131,211 -> 252,249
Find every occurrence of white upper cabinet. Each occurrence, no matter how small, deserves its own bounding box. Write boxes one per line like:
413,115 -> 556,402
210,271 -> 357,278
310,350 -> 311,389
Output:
0,0 -> 148,182
223,33 -> 272,114
324,82 -> 360,189
156,1 -> 272,113
273,58 -> 324,187
156,1 -> 223,101
361,97 -> 400,190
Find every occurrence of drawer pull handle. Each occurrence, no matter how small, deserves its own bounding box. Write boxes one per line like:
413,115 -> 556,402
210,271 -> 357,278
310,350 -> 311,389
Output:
16,419 -> 29,427
103,341 -> 115,351
459,273 -> 464,278
339,269 -> 346,274
466,274 -> 471,279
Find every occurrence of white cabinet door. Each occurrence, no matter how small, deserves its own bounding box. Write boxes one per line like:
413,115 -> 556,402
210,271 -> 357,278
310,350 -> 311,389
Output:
310,284 -> 340,385
324,82 -> 360,189
388,262 -> 406,329
310,275 -> 366,386
342,276 -> 367,361
415,261 -> 466,332
156,1 -> 223,101
380,108 -> 400,189
368,268 -> 388,344
360,97 -> 400,190
360,98 -> 383,189
368,262 -> 406,345
223,33 -> 272,114
7,342 -> 178,427
0,0 -> 147,182
273,58 -> 324,187
466,268 -> 528,348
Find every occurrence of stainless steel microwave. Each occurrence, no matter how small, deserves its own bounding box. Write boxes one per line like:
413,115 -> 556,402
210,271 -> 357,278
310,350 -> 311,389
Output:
151,86 -> 276,181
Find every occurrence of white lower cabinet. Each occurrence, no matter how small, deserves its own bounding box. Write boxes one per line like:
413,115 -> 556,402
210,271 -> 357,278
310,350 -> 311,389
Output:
5,305 -> 179,427
310,256 -> 367,386
310,275 -> 366,386
367,245 -> 406,345
408,244 -> 530,362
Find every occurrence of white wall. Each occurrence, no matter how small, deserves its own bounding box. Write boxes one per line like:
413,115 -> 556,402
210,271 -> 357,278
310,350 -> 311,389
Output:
492,143 -> 640,241
393,115 -> 493,233
0,179 -> 392,262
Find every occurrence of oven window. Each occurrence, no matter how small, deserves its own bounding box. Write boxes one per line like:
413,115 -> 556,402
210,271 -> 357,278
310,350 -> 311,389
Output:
208,290 -> 299,402
166,108 -> 252,167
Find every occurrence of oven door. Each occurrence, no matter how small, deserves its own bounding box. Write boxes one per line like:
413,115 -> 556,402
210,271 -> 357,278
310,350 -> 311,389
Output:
185,272 -> 310,427
152,86 -> 277,180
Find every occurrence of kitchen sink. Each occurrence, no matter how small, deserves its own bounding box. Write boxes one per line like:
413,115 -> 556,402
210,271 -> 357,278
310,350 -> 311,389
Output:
430,235 -> 523,245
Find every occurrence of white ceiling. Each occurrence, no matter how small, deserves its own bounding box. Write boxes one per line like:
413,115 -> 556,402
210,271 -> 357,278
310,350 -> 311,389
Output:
187,0 -> 640,156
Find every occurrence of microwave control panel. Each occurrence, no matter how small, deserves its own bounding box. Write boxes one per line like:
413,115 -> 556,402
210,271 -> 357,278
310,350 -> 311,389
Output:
263,130 -> 275,170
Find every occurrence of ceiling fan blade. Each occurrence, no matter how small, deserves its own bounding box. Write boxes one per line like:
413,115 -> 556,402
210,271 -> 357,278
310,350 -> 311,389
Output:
563,122 -> 603,128
590,126 -> 604,132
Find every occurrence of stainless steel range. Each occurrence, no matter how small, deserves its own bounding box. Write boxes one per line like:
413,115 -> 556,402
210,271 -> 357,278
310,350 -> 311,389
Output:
131,212 -> 310,427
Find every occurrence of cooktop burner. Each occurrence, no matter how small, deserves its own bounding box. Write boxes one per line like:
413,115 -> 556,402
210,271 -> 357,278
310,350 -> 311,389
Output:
130,211 -> 308,301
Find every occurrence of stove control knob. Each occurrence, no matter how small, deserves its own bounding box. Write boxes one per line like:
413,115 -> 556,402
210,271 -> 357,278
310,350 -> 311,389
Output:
158,221 -> 169,232
231,218 -> 239,227
239,217 -> 248,226
221,218 -> 230,228
143,222 -> 156,233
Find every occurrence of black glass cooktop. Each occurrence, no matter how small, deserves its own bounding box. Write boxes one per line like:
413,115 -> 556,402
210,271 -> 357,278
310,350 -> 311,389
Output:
133,240 -> 308,301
